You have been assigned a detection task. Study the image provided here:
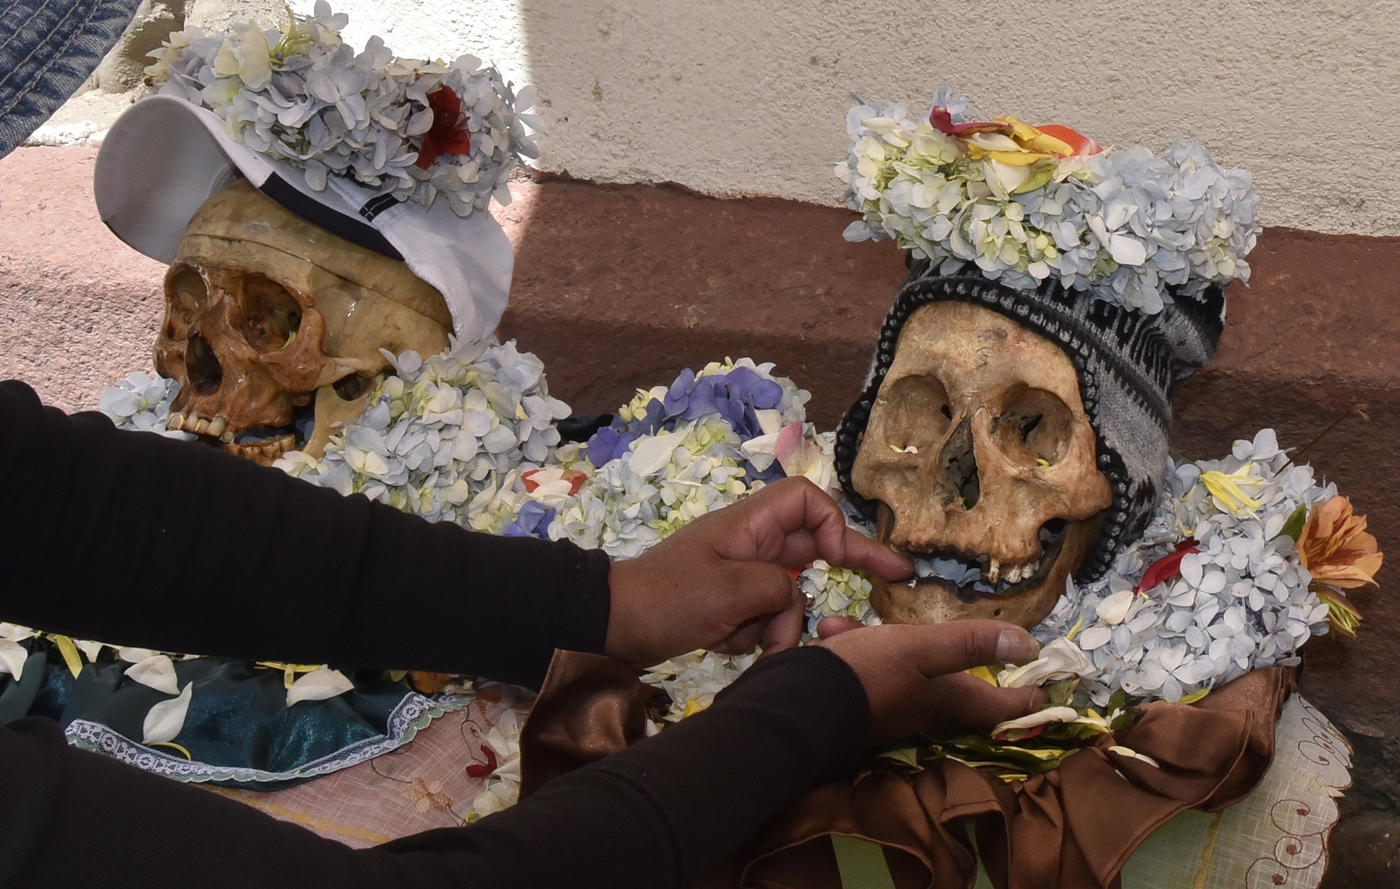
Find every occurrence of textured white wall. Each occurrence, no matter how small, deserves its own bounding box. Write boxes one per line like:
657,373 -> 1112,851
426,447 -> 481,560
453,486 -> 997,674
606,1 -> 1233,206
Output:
192,1 -> 1400,236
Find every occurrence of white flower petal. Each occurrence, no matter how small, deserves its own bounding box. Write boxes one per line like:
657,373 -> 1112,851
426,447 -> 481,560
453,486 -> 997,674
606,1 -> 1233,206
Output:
992,706 -> 1079,736
125,655 -> 181,695
143,683 -> 193,745
999,638 -> 1093,687
1108,234 -> 1148,266
286,667 -> 355,706
1096,590 -> 1135,625
628,428 -> 688,477
1108,745 -> 1161,768
0,640 -> 29,678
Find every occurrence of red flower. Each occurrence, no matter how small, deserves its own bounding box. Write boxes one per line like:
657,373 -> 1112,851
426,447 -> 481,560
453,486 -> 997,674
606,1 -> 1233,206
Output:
929,106 -> 1014,138
415,85 -> 473,170
465,745 -> 498,779
1135,539 -> 1199,593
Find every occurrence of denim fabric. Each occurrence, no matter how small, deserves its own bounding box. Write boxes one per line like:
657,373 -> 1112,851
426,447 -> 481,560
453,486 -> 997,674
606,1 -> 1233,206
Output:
0,0 -> 141,158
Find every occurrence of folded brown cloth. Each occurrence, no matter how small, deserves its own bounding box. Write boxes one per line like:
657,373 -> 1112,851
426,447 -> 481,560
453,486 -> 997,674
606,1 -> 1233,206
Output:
520,650 -> 1294,889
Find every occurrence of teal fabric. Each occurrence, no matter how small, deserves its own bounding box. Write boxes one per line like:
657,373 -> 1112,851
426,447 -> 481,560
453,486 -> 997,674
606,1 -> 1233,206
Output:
4,638 -> 464,790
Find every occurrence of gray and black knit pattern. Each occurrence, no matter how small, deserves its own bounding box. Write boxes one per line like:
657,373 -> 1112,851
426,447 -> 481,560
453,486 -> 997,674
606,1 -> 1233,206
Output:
835,260 -> 1225,580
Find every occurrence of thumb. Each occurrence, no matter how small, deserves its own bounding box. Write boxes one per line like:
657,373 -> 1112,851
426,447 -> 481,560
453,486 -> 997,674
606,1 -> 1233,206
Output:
907,620 -> 1040,677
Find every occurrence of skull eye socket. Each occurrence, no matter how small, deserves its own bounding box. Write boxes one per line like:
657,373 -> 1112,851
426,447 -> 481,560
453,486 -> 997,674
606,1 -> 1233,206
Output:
874,375 -> 952,453
236,274 -> 305,352
163,268 -> 206,340
993,386 -> 1075,465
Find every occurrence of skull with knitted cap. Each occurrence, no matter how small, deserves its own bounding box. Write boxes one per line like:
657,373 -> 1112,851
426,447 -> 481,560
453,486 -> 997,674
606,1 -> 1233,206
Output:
834,90 -> 1258,629
94,7 -> 539,463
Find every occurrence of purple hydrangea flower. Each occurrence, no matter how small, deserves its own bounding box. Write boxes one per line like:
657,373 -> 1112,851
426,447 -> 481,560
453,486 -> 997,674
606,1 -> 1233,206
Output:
585,365 -> 787,467
502,500 -> 556,539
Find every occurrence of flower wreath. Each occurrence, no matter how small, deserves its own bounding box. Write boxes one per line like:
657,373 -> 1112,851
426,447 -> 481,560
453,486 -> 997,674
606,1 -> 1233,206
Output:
839,87 -> 1261,314
145,2 -> 541,217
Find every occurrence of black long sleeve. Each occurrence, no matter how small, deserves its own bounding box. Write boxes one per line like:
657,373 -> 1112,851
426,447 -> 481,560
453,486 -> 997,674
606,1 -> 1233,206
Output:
0,379 -> 609,689
4,646 -> 867,889
0,379 -> 873,888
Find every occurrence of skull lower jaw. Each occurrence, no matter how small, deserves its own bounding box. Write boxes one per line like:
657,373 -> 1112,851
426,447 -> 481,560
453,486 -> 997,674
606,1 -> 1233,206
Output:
165,404 -> 314,465
870,511 -> 1106,628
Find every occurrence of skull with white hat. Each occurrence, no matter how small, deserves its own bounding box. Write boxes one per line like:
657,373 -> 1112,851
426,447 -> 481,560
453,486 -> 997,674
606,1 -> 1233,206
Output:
94,7 -> 538,463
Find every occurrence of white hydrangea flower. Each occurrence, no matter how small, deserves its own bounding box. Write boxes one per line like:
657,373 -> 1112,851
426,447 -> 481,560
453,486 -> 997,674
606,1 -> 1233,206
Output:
98,373 -> 195,440
839,89 -> 1260,315
642,650 -> 759,722
1033,431 -> 1332,706
145,2 -> 540,218
275,337 -> 570,527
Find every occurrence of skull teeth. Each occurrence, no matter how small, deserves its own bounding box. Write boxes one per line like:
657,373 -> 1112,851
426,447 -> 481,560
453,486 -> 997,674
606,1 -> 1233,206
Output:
164,413 -> 294,463
222,432 -> 296,462
980,556 -> 1040,586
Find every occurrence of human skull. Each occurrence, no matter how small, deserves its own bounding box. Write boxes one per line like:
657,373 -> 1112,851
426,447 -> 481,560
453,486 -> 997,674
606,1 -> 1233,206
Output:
850,301 -> 1113,628
155,179 -> 453,464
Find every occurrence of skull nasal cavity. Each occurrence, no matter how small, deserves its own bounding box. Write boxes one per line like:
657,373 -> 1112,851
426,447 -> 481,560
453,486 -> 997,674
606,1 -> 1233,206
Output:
942,418 -> 980,509
186,334 -> 223,395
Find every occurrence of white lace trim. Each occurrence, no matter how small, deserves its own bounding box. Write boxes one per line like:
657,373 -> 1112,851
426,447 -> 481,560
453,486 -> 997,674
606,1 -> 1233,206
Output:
64,692 -> 471,785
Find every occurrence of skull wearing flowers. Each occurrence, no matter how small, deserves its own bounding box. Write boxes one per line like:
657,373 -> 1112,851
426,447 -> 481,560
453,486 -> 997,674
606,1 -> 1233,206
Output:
155,179 -> 452,464
850,301 -> 1112,628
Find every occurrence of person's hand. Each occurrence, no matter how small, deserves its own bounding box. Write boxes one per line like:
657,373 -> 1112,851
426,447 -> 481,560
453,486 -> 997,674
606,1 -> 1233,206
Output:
813,617 -> 1046,747
604,477 -> 912,667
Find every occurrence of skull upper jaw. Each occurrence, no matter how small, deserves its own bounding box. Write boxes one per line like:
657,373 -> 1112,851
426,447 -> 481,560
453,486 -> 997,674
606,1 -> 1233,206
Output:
849,301 -> 1115,630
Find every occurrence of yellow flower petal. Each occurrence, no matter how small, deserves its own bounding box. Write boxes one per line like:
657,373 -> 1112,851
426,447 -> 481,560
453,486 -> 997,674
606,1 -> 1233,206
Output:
1199,466 -> 1264,516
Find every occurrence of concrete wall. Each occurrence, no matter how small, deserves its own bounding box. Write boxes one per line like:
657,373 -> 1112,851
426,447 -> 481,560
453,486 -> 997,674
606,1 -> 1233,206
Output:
40,0 -> 1400,237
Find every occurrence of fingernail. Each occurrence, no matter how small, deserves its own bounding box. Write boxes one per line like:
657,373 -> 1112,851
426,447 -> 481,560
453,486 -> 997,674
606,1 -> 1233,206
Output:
996,628 -> 1040,664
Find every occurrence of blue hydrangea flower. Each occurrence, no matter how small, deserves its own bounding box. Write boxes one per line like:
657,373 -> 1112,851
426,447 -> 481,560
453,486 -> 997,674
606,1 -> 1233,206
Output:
502,500 -> 555,539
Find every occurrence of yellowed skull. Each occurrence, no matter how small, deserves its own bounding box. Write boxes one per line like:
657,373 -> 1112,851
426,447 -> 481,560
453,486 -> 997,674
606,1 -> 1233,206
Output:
850,302 -> 1113,628
156,179 -> 452,464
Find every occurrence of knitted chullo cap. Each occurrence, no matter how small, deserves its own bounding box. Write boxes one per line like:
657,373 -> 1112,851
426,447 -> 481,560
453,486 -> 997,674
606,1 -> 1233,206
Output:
834,262 -> 1225,579
832,88 -> 1257,577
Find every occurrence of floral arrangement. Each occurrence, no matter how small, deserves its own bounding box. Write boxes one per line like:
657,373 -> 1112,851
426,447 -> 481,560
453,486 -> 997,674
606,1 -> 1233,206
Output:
146,2 -> 541,217
838,87 -> 1261,314
94,343 -> 1379,810
1020,430 -> 1373,703
275,338 -> 572,526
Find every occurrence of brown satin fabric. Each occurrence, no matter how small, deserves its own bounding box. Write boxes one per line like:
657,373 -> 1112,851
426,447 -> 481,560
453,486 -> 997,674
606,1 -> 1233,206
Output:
521,651 -> 1295,889
518,651 -> 657,798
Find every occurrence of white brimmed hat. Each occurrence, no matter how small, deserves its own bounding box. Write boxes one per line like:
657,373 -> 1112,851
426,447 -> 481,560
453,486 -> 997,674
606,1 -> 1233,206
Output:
94,94 -> 514,341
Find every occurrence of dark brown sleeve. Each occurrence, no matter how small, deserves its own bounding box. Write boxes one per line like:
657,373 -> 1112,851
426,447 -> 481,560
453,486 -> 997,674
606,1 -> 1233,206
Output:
0,379 -> 610,688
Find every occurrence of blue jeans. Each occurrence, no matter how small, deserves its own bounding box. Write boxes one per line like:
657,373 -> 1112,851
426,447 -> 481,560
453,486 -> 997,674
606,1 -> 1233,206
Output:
0,0 -> 141,158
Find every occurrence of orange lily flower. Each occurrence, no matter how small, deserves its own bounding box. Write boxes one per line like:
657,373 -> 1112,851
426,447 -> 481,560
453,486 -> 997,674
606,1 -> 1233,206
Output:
1297,495 -> 1383,589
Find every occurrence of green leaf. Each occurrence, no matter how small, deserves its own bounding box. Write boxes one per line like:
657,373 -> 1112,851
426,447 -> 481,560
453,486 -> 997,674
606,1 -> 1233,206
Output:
1046,678 -> 1076,707
1108,689 -> 1128,716
1279,503 -> 1308,542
